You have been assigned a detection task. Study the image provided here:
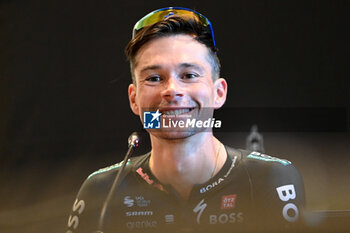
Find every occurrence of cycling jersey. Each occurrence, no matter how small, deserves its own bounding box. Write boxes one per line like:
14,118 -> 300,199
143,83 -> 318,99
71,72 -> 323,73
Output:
66,146 -> 305,233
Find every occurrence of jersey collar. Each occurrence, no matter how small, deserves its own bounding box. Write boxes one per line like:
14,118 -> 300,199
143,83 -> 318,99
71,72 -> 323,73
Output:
134,146 -> 240,200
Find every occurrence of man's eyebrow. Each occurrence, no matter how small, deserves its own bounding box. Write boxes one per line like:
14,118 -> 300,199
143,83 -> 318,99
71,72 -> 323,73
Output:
139,63 -> 204,74
140,65 -> 162,74
179,63 -> 204,72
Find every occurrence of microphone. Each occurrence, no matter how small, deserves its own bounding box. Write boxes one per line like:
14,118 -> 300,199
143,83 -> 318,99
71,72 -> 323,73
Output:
246,125 -> 265,153
94,132 -> 140,233
128,132 -> 140,148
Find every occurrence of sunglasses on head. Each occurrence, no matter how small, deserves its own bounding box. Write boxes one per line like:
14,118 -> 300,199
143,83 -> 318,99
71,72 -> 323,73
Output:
132,7 -> 217,52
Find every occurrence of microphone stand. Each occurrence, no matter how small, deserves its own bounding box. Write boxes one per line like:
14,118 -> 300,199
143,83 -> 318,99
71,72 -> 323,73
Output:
93,132 -> 139,233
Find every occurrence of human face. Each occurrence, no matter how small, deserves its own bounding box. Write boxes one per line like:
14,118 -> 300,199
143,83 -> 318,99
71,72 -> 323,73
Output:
128,34 -> 227,139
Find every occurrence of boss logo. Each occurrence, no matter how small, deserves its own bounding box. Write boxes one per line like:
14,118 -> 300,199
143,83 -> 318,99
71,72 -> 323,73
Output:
209,212 -> 244,224
66,199 -> 85,233
276,184 -> 299,222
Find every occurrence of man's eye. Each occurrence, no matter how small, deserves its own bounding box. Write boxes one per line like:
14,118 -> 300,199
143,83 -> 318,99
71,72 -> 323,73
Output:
183,73 -> 199,79
146,76 -> 161,82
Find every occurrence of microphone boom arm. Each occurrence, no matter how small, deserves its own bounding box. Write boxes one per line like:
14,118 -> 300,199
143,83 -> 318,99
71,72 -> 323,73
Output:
94,132 -> 139,233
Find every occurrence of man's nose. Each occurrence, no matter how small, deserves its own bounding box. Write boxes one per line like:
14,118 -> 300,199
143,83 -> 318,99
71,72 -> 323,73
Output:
161,77 -> 184,102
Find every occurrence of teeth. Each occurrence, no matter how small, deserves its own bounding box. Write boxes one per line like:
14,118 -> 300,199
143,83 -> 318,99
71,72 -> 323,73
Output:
163,108 -> 193,115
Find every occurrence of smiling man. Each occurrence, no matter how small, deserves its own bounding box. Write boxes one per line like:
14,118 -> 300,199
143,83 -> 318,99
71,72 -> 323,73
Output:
66,7 -> 305,233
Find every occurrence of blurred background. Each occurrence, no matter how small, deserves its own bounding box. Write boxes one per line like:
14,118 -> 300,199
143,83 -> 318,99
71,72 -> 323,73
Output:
0,0 -> 349,232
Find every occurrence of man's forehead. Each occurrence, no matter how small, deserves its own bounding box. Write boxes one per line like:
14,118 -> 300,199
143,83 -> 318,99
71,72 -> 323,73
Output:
139,63 -> 205,74
133,35 -> 211,72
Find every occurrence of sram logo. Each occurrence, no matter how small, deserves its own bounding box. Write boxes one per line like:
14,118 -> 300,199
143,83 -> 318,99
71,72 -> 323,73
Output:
276,184 -> 299,222
66,199 -> 85,233
126,211 -> 153,216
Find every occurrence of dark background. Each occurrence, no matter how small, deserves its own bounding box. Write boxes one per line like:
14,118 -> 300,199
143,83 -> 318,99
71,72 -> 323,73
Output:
0,0 -> 349,232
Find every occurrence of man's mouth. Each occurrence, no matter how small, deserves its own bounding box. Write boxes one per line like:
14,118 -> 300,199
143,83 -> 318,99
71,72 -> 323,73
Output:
161,108 -> 195,116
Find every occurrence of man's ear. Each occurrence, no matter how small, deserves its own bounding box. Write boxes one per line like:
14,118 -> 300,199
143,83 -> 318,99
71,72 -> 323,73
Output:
128,84 -> 140,115
213,78 -> 227,109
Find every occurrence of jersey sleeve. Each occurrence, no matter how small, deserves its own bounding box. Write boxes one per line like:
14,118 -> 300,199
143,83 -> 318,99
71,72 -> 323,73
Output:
243,151 -> 305,232
65,166 -> 123,233
65,156 -> 147,233
65,174 -> 104,233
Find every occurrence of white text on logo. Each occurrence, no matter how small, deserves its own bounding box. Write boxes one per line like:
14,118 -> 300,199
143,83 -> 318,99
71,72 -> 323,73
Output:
221,194 -> 237,210
209,212 -> 244,224
126,220 -> 157,229
276,184 -> 299,222
66,199 -> 85,233
200,178 -> 224,193
200,158 -> 237,194
126,211 -> 153,216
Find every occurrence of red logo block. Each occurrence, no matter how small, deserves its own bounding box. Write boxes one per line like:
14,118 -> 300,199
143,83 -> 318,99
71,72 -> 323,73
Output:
221,194 -> 237,210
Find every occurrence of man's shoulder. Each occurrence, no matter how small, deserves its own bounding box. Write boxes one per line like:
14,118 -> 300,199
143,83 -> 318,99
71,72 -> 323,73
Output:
239,150 -> 293,167
86,153 -> 150,181
225,146 -> 302,185
73,153 -> 150,200
226,147 -> 305,225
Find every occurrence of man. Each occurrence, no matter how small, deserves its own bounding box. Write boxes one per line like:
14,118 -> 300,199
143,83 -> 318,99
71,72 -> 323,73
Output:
66,7 -> 305,233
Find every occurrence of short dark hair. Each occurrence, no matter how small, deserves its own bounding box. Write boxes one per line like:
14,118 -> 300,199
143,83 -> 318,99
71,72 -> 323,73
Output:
125,15 -> 221,83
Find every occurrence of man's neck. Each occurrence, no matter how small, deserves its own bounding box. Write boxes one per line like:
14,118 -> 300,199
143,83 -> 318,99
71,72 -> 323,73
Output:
148,132 -> 226,200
